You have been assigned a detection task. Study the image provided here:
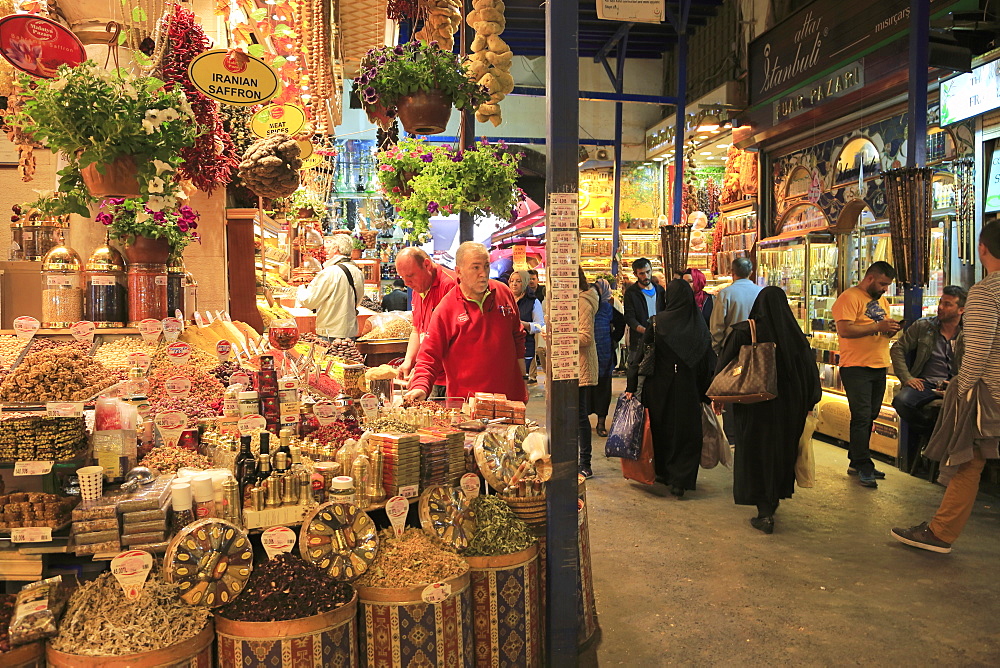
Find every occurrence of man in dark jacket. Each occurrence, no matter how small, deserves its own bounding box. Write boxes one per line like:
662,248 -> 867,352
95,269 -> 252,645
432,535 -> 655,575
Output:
381,279 -> 409,311
623,258 -> 666,361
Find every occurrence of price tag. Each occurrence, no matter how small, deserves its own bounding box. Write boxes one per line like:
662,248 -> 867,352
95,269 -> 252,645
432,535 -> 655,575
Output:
460,473 -> 481,499
230,371 -> 251,389
154,274 -> 168,286
127,351 -> 152,373
261,526 -> 297,559
238,414 -> 267,435
69,320 -> 96,344
46,275 -> 74,286
360,393 -> 379,419
175,309 -> 184,321
162,317 -> 183,343
399,484 -> 419,499
11,527 -> 52,543
166,341 -> 192,365
279,413 -> 299,426
314,401 -> 337,426
164,375 -> 192,398
111,550 -> 153,600
385,496 -> 409,538
154,411 -> 187,448
46,402 -> 83,417
216,339 -> 232,361
421,581 -> 453,604
13,316 -> 40,340
13,461 -> 54,476
138,318 -> 162,344
90,275 -> 117,286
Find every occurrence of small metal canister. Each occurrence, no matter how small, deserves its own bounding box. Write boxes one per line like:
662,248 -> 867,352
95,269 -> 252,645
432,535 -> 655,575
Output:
221,478 -> 242,527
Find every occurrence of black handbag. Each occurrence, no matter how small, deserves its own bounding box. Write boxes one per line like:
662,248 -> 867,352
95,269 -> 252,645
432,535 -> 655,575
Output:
637,319 -> 656,376
707,319 -> 778,403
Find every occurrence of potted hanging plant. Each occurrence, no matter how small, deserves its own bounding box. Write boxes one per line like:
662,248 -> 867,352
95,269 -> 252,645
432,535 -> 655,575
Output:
354,42 -> 489,135
15,61 -> 200,216
376,137 -> 524,241
96,197 -> 201,264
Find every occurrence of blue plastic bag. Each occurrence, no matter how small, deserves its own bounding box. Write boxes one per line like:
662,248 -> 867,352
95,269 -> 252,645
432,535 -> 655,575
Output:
605,393 -> 644,460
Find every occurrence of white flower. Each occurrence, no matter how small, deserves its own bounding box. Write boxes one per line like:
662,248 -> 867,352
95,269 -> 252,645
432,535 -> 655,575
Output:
160,108 -> 179,122
152,159 -> 172,175
145,109 -> 162,122
177,93 -> 194,118
49,77 -> 68,91
147,177 -> 165,194
141,119 -> 156,134
146,195 -> 166,212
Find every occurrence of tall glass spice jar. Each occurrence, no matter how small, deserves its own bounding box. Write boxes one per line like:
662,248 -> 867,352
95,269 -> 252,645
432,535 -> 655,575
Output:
9,222 -> 23,260
126,262 -> 168,325
84,245 -> 127,327
40,246 -> 84,328
167,256 -> 186,318
34,218 -> 67,259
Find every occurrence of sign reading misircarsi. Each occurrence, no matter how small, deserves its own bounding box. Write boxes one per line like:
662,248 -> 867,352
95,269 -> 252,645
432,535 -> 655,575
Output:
188,49 -> 280,106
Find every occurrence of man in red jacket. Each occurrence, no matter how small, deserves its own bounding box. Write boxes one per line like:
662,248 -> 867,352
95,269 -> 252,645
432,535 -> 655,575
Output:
405,242 -> 528,403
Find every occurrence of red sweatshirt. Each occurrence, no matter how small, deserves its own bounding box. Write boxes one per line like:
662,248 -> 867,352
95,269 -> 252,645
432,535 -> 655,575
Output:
410,279 -> 528,402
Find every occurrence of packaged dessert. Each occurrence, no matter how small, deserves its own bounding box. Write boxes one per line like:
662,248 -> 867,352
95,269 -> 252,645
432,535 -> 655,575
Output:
9,575 -> 73,645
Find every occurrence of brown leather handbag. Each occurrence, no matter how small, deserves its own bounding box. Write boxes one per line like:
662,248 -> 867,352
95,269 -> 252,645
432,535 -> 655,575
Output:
707,319 -> 778,403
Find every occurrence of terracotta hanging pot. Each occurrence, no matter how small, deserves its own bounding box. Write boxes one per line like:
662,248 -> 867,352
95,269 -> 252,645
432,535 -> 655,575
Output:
396,89 -> 452,135
365,103 -> 395,130
351,248 -> 363,260
80,154 -> 140,198
121,234 -> 172,265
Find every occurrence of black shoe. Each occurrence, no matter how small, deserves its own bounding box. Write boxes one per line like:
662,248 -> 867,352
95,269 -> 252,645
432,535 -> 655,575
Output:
848,467 -> 886,479
891,522 -> 952,553
858,472 -> 879,488
750,516 -> 775,534
579,467 -> 593,479
669,485 -> 684,498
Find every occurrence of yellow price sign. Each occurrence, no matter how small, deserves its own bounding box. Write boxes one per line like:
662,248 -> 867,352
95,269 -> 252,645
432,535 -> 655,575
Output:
250,104 -> 306,138
296,139 -> 314,160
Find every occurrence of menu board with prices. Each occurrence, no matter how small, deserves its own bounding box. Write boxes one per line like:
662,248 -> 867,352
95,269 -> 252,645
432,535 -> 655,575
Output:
546,193 -> 581,382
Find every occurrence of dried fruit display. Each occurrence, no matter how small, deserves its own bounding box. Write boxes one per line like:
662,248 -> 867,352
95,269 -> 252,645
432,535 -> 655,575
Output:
356,527 -> 467,588
147,365 -> 225,405
465,0 -> 514,126
237,133 -> 302,200
359,318 -> 413,341
0,335 -> 28,370
141,446 -> 212,473
0,347 -> 120,402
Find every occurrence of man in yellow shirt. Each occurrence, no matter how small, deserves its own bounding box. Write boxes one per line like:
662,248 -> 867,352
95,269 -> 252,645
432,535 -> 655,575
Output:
833,261 -> 901,488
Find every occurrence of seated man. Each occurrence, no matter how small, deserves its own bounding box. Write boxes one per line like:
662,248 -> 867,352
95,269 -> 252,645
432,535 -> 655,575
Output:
890,286 -> 966,453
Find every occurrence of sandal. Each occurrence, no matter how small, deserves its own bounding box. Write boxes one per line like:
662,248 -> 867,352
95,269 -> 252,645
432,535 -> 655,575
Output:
595,424 -> 608,438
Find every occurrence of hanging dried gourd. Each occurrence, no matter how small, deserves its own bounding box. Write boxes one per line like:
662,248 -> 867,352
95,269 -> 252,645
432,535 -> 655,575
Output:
465,0 -> 514,127
414,0 -> 462,51
237,133 -> 303,199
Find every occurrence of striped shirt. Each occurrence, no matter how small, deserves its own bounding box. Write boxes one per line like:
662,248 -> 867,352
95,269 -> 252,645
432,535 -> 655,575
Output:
955,271 -> 1000,401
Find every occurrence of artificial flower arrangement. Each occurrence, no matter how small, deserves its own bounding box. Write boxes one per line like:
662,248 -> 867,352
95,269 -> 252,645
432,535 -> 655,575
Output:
15,61 -> 200,216
96,197 -> 201,258
353,41 -> 488,126
377,137 -> 524,241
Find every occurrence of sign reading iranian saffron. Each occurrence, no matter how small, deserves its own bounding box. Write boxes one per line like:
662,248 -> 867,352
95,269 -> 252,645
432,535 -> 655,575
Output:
187,49 -> 280,106
0,15 -> 86,78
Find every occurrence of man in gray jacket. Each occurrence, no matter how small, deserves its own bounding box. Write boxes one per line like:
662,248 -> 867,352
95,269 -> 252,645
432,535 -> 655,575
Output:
710,257 -> 762,354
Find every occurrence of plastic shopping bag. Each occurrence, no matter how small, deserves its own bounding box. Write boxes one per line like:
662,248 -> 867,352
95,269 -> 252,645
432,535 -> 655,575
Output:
605,393 -> 645,460
795,414 -> 818,487
622,410 -> 656,484
700,403 -> 732,469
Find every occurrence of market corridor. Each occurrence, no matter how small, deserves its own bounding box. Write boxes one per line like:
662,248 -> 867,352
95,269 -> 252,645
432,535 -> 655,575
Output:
526,378 -> 1000,666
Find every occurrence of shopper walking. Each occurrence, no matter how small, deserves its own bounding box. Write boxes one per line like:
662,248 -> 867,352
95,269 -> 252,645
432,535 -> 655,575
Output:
623,258 -> 665,362
892,222 -> 1000,553
296,234 -> 364,339
578,271 -> 600,477
832,261 -> 901,489
590,278 -> 625,437
683,267 -> 714,325
509,270 -> 544,383
624,279 -> 716,497
710,257 -> 762,355
716,287 -> 821,533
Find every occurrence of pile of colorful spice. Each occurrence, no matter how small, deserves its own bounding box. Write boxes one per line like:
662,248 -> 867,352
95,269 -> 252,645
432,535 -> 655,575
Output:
217,553 -> 354,622
140,446 -> 212,473
150,344 -> 218,371
312,419 -> 363,448
463,495 -> 535,557
50,571 -> 210,656
362,417 -> 416,435
357,528 -> 467,588
148,397 -> 220,426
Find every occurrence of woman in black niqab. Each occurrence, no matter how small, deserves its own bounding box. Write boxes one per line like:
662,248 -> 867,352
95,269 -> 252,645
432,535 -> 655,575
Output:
716,286 -> 821,533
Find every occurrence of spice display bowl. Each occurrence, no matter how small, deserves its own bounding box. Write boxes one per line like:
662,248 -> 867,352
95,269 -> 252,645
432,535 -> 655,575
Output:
46,620 -> 214,667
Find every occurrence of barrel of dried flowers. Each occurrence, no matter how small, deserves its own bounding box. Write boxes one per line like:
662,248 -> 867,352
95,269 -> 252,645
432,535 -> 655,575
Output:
1,641 -> 44,667
465,543 -> 541,668
356,570 -> 474,668
215,592 -> 359,668
46,620 -> 214,667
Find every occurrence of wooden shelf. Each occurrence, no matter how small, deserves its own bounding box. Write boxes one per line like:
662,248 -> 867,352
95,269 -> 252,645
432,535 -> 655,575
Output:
579,228 -> 659,235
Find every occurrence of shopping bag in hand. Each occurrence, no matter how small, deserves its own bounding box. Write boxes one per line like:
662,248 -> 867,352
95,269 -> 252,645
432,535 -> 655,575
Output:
700,403 -> 732,469
795,414 -> 818,487
622,410 -> 656,485
605,392 -> 645,460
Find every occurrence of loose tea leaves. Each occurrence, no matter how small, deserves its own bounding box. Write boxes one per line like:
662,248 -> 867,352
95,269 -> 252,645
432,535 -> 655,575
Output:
50,571 -> 210,656
463,495 -> 535,557
217,553 -> 354,622
357,527 -> 467,588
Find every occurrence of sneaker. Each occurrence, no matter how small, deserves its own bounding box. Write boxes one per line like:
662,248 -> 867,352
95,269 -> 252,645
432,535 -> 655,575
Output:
858,472 -> 878,488
579,467 -> 594,479
891,522 -> 952,553
848,467 -> 886,479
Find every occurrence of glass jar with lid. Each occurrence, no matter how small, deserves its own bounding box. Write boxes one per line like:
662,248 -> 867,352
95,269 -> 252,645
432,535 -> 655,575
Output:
9,222 -> 23,260
167,256 -> 186,319
127,262 -> 168,325
26,218 -> 67,261
84,245 -> 127,327
41,245 -> 84,327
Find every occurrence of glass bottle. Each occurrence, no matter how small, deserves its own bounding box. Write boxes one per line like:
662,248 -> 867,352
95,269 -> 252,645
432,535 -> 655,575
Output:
41,245 -> 84,327
84,244 -> 127,327
167,256 -> 186,318
126,262 -> 168,324
234,435 -> 255,484
239,452 -> 259,509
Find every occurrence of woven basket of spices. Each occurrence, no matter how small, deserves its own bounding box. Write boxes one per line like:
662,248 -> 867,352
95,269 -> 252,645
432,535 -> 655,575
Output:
47,622 -> 215,668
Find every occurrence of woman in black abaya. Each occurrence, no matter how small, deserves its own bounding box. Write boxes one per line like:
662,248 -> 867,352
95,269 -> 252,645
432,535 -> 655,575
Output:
716,286 -> 821,533
625,279 -> 716,497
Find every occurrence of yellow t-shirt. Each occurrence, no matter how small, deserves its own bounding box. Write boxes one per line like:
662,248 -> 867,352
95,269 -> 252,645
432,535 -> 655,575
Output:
832,286 -> 891,368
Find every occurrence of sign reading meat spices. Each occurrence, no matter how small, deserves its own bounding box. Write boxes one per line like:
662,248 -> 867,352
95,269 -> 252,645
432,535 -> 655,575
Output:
111,550 -> 153,600
261,526 -> 296,559
187,48 -> 280,106
13,315 -> 39,340
249,103 -> 306,138
0,14 -> 86,78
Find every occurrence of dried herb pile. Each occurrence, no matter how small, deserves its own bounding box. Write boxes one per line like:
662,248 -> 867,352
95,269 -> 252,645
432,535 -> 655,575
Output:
357,528 -> 467,588
217,553 -> 354,622
463,495 -> 535,557
50,572 -> 210,656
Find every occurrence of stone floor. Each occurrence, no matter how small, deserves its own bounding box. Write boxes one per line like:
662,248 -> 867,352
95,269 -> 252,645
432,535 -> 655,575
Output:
526,377 -> 1000,666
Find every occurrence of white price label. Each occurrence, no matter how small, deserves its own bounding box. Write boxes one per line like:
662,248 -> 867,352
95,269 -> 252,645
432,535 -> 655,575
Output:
13,316 -> 39,340
127,351 -> 151,372
154,410 -> 187,448
216,339 -> 232,361
46,275 -> 74,286
69,320 -> 96,343
138,318 -> 162,344
460,473 -> 481,499
164,376 -> 192,398
162,317 -> 183,342
46,402 -> 84,417
385,496 -> 409,538
90,275 -> 117,286
11,527 -> 51,543
261,526 -> 297,559
421,581 -> 453,604
399,484 -> 419,499
314,401 -> 337,426
111,550 -> 153,600
238,414 -> 267,435
13,461 -> 53,476
166,342 -> 192,365
154,274 -> 168,286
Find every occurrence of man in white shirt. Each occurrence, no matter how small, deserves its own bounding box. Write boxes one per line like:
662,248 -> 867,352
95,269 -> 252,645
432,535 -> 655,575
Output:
296,234 -> 364,339
710,257 -> 762,354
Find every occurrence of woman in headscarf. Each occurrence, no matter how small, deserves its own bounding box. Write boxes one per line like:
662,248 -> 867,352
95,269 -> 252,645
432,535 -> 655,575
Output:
716,286 -> 821,533
625,279 -> 716,496
590,279 -> 626,437
509,270 -> 544,380
683,267 -> 714,325
578,270 -> 600,477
